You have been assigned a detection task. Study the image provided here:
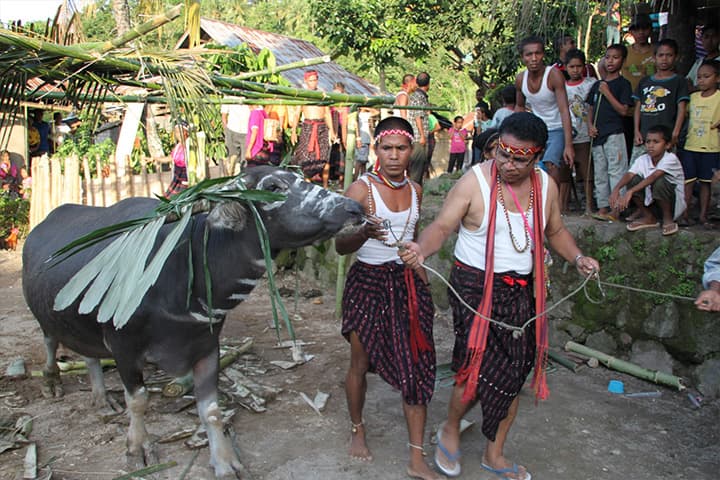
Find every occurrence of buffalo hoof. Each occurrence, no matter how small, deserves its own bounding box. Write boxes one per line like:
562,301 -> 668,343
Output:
213,462 -> 243,480
92,390 -> 124,413
40,370 -> 63,399
126,439 -> 159,472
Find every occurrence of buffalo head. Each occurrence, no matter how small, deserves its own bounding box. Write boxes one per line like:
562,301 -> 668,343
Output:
206,166 -> 362,249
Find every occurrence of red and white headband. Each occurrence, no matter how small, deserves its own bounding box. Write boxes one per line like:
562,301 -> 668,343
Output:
374,129 -> 414,144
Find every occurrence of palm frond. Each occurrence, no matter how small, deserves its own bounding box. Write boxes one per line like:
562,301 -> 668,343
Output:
51,174 -> 286,329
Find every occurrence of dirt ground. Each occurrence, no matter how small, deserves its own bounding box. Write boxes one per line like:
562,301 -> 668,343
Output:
0,244 -> 718,480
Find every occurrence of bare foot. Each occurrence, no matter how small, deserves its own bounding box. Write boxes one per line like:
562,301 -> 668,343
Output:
481,455 -> 530,480
407,461 -> 446,479
349,423 -> 372,461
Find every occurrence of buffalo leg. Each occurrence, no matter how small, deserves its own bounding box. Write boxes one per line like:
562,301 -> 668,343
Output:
41,335 -> 63,398
194,349 -> 242,479
85,357 -> 122,412
123,385 -> 159,469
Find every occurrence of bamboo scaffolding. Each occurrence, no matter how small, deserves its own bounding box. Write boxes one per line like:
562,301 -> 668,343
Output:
565,341 -> 685,390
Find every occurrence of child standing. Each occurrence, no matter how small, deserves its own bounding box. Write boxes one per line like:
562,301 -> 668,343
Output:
632,39 -> 690,161
587,44 -> 635,221
680,60 -> 720,228
165,121 -> 190,197
565,48 -> 597,213
610,125 -> 685,235
448,116 -> 469,173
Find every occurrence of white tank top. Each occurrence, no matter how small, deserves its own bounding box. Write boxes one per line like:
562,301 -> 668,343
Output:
357,177 -> 419,265
394,90 -> 408,117
521,66 -> 562,131
454,164 -> 549,274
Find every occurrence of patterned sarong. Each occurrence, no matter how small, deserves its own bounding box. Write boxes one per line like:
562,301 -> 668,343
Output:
449,261 -> 536,441
342,261 -> 436,405
293,119 -> 329,180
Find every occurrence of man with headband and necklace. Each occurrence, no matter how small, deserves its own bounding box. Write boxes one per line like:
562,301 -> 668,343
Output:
290,70 -> 337,187
401,112 -> 599,480
336,117 -> 443,480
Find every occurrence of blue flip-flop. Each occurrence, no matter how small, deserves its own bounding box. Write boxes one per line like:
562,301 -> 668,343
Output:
434,429 -> 461,477
481,462 -> 532,480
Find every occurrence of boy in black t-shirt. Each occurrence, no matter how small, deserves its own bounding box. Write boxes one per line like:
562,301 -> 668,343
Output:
632,38 -> 690,161
587,44 -> 635,221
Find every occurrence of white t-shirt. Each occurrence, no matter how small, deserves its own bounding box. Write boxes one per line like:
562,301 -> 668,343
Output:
221,100 -> 250,134
566,77 -> 597,144
628,151 -> 686,219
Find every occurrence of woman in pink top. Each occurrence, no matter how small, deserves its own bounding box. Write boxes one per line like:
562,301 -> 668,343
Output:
245,106 -> 272,167
448,116 -> 470,173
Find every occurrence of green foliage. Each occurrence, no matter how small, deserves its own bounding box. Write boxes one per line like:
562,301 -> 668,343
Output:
55,125 -> 116,178
595,244 -> 617,263
0,192 -> 29,240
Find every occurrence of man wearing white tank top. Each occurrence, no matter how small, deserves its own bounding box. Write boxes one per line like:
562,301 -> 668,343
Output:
514,35 -> 575,188
401,113 -> 599,480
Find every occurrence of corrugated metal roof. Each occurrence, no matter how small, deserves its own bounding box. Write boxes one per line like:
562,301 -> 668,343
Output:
195,18 -> 380,96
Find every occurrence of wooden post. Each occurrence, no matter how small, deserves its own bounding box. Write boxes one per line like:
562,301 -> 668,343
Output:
142,157 -> 150,197
96,155 -> 106,207
82,156 -> 93,206
63,155 -> 80,205
127,155 -> 135,198
51,156 -> 62,211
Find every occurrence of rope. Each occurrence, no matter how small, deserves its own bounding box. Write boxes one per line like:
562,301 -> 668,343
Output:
419,261 -> 698,338
597,280 -> 696,302
420,261 -> 602,339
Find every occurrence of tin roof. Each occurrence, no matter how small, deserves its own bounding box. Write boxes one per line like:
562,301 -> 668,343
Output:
178,18 -> 380,96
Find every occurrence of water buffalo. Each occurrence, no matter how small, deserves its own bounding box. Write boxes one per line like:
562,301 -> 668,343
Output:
22,166 -> 363,478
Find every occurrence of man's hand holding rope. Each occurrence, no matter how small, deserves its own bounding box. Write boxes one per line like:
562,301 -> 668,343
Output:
399,241 -> 425,273
574,253 -> 600,278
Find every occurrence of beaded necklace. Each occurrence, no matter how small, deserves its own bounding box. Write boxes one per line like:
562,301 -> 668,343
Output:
367,169 -> 409,189
365,178 -> 418,248
496,175 -> 533,253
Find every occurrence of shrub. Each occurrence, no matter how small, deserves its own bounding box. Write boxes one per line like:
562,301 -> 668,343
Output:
0,191 -> 30,241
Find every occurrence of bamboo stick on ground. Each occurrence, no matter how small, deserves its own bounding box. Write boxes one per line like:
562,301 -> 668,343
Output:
548,350 -> 580,372
162,340 -> 253,397
565,341 -> 685,390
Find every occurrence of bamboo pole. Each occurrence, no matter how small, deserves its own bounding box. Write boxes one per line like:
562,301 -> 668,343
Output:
564,341 -> 685,390
92,5 -> 183,54
233,55 -> 332,80
548,350 -> 580,373
335,110 -> 358,318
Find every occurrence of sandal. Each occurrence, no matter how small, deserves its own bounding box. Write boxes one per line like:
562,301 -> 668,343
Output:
662,222 -> 679,236
627,221 -> 660,232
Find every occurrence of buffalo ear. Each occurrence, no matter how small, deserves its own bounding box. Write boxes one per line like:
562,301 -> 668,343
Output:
240,165 -> 274,189
206,201 -> 248,231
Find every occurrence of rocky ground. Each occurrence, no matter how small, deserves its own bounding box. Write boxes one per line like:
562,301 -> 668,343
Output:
0,239 -> 718,480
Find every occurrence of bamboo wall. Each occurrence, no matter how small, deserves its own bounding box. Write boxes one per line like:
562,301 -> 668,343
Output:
29,154 -> 221,230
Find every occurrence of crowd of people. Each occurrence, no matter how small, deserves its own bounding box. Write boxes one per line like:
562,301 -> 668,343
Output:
330,14 -> 718,480
439,15 -> 719,239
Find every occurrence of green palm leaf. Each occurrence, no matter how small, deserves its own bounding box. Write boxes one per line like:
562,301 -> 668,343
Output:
54,231 -> 131,311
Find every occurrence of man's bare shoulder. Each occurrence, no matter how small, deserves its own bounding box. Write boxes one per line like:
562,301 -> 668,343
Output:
345,178 -> 369,203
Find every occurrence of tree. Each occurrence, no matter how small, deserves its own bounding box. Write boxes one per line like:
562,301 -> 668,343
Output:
111,0 -> 131,35
310,0 -> 430,92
